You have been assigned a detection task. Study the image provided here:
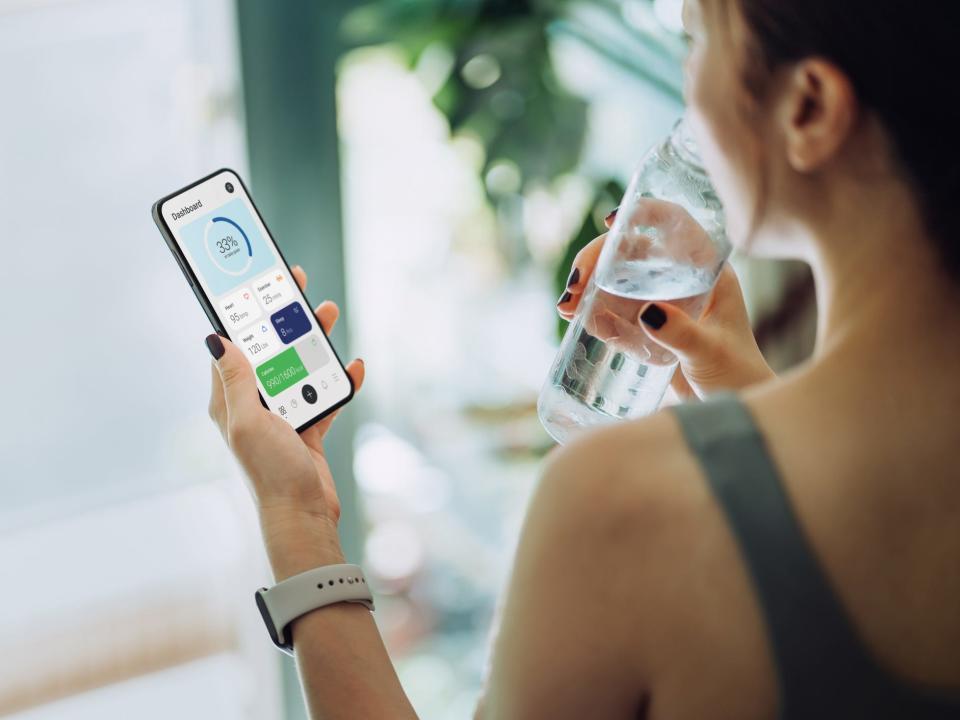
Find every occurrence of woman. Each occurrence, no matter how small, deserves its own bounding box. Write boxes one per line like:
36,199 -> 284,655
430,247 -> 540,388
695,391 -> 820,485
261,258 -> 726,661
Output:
203,0 -> 960,717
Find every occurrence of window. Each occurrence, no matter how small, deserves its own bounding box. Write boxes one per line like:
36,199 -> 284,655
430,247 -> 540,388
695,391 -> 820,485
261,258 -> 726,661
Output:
0,2 -> 281,717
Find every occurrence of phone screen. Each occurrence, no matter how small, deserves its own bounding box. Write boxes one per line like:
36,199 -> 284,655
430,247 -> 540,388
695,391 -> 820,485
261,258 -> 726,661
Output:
155,169 -> 352,431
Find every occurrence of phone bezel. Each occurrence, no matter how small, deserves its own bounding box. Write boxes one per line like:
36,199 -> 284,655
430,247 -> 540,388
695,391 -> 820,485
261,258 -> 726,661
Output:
151,167 -> 355,434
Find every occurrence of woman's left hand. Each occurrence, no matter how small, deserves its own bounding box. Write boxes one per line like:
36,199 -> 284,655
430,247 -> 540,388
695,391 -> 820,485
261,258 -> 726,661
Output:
205,266 -> 365,576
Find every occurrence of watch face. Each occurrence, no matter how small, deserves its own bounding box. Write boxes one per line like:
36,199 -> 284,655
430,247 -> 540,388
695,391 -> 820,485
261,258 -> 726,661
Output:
255,588 -> 294,655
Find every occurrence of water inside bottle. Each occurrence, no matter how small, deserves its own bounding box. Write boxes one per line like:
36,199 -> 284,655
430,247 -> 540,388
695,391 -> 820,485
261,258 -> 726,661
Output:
538,258 -> 717,444
603,257 -> 715,300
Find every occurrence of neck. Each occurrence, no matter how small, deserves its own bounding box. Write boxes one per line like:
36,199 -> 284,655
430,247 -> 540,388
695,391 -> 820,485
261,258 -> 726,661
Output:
800,191 -> 960,374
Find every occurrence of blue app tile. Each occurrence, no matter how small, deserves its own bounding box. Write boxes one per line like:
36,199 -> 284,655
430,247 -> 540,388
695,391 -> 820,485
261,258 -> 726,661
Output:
270,301 -> 311,345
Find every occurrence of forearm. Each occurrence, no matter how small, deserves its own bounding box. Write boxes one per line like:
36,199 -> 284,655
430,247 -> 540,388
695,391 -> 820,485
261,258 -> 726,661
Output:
261,510 -> 418,720
291,602 -> 417,720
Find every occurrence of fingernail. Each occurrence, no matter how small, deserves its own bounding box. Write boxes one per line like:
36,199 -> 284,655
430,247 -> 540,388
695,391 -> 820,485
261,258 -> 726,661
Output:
557,291 -> 572,307
604,206 -> 619,224
641,304 -> 666,330
205,333 -> 225,360
566,267 -> 580,288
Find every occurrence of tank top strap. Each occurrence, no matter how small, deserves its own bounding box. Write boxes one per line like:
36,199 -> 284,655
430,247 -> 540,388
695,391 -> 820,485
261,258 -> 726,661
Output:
671,393 -> 878,717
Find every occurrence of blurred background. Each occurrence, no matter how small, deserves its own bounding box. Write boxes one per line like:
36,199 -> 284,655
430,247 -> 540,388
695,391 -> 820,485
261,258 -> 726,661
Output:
0,0 -> 815,718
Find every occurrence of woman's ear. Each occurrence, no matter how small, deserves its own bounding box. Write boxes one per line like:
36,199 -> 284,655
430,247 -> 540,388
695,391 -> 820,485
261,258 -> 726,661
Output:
779,57 -> 857,173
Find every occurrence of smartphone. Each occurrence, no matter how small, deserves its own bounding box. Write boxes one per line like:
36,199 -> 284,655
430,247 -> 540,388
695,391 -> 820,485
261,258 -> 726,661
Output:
152,168 -> 354,432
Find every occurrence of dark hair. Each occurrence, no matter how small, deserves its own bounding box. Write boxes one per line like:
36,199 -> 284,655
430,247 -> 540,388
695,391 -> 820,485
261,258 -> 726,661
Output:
723,1 -> 960,278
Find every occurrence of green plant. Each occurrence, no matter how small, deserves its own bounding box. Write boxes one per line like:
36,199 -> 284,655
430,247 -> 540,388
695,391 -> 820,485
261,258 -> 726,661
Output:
343,0 -> 588,195
342,0 -> 684,334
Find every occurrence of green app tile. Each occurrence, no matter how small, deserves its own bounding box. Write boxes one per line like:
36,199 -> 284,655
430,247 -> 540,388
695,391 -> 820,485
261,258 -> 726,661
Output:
256,347 -> 307,397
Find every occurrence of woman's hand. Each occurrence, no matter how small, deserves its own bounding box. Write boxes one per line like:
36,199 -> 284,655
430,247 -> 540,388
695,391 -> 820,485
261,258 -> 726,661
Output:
556,205 -> 774,399
206,266 -> 365,579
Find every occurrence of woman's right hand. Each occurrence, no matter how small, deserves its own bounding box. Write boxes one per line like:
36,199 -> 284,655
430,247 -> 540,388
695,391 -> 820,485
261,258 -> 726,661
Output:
556,208 -> 775,400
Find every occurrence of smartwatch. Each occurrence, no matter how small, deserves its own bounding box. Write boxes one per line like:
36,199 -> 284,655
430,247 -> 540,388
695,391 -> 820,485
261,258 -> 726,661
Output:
255,563 -> 375,655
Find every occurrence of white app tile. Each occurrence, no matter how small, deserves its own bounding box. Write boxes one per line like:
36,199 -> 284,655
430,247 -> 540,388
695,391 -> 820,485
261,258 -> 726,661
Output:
295,333 -> 330,372
219,287 -> 262,332
238,320 -> 280,361
253,269 -> 293,312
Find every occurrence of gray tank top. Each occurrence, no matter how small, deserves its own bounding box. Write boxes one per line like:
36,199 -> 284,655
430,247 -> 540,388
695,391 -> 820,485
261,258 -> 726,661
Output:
672,394 -> 960,719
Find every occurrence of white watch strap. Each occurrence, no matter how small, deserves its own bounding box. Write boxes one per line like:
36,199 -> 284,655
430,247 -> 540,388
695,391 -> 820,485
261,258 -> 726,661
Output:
256,564 -> 374,653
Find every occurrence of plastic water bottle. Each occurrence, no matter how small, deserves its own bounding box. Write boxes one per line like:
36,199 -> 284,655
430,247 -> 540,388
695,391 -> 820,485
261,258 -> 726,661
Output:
538,117 -> 731,444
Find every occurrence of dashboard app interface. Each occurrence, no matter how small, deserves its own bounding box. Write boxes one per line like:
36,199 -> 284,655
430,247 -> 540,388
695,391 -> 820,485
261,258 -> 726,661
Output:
161,171 -> 350,428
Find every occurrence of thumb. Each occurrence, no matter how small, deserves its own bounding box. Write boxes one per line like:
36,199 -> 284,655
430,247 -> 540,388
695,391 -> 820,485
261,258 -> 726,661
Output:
637,303 -> 716,364
206,334 -> 263,423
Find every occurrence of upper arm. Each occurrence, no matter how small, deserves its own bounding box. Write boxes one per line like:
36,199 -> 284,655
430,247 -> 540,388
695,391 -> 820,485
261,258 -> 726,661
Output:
478,414 -> 697,719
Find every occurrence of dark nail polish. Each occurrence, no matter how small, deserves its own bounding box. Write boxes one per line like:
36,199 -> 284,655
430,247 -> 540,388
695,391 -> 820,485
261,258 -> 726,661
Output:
557,291 -> 572,307
205,333 -> 225,360
566,267 -> 580,288
641,304 -> 666,330
604,206 -> 619,223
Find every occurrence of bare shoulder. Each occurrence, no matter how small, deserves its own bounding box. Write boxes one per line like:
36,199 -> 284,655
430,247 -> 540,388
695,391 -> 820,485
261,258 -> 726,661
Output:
537,408 -> 710,540
542,408 -> 694,482
531,410 -> 716,602
481,410 -> 729,718
525,409 -> 778,718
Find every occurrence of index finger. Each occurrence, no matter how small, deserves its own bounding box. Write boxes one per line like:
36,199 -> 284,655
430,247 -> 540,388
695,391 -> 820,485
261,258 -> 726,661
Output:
291,265 -> 307,291
208,359 -> 227,440
567,232 -> 608,295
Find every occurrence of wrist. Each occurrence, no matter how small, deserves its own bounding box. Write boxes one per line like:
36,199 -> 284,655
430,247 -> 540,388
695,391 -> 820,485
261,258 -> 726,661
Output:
259,507 -> 346,582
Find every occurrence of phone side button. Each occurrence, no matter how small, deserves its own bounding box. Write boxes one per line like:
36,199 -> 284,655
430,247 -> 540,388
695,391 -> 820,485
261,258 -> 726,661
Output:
176,254 -> 190,280
168,245 -> 194,285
